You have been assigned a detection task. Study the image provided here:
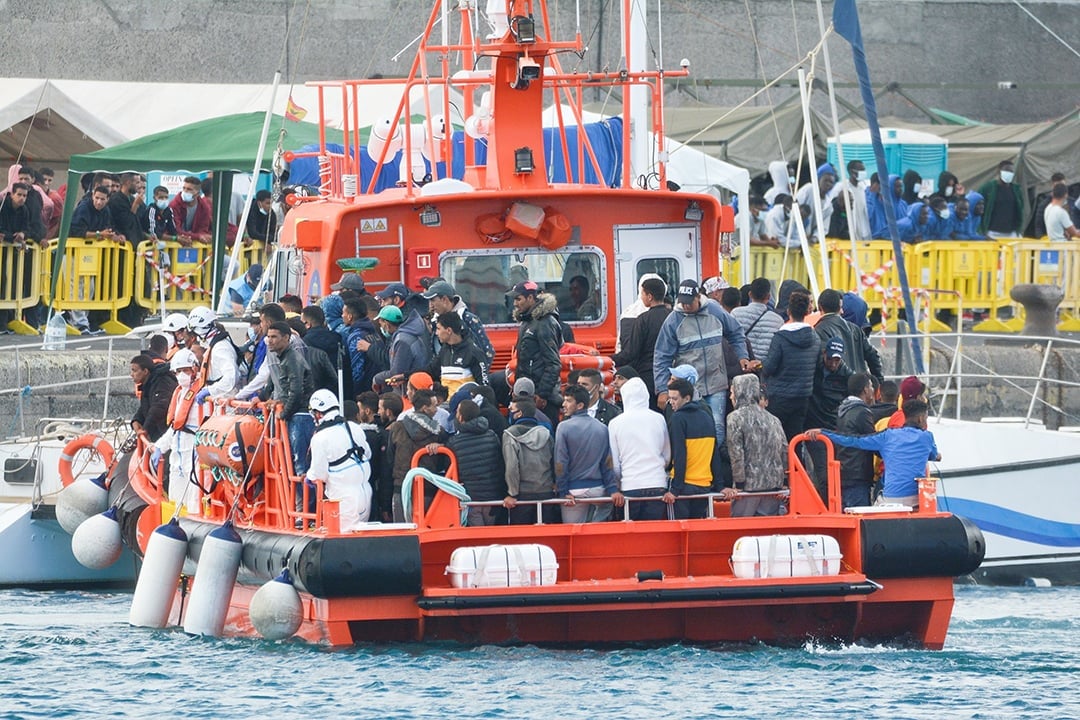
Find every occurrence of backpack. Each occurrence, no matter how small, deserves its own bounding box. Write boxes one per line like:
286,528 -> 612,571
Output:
207,326 -> 249,384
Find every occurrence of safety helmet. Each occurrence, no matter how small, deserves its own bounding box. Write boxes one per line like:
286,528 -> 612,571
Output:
187,306 -> 217,336
162,312 -> 189,333
308,389 -> 340,414
169,348 -> 199,371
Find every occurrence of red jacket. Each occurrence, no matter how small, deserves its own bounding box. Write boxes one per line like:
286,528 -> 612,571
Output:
168,194 -> 212,237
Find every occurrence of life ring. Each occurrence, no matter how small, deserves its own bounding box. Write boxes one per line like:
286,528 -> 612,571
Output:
58,434 -> 115,487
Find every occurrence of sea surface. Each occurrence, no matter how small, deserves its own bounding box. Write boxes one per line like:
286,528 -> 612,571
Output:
1,585 -> 1078,719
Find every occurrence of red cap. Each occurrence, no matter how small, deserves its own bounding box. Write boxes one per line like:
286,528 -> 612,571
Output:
899,376 -> 926,400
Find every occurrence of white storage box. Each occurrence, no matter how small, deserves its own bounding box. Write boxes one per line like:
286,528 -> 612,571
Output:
730,535 -> 842,579
446,544 -> 559,588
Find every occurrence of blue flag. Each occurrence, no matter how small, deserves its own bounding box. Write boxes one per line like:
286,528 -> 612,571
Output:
833,0 -> 924,373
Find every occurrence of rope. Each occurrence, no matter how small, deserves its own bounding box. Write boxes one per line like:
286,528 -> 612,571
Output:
6,386 -> 31,438
401,467 -> 470,526
672,30 -> 831,153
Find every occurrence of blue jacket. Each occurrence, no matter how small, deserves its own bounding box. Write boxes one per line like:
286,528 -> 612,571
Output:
823,425 -> 939,499
952,191 -> 986,240
554,410 -> 616,496
762,324 -> 820,400
653,299 -> 747,398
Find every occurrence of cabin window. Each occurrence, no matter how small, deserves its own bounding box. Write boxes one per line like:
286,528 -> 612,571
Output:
439,248 -> 605,325
634,257 -> 681,308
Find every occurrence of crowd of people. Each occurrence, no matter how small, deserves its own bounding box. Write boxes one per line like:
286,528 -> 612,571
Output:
740,159 -> 1080,247
125,269 -> 941,532
0,165 -> 280,335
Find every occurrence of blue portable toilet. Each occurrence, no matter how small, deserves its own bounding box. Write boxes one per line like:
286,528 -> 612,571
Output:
827,128 -> 948,183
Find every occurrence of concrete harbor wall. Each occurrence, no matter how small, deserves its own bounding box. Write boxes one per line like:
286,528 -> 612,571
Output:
1,337 -> 1077,438
3,0 -> 1074,125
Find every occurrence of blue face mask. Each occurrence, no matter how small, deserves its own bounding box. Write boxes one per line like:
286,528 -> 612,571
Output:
181,191 -> 195,203
155,199 -> 168,210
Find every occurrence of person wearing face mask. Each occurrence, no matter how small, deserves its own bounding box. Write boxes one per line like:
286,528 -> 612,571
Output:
937,171 -> 962,200
140,185 -> 178,239
148,349 -> 206,514
763,160 -> 796,206
764,194 -> 797,248
244,189 -> 278,244
167,175 -> 212,245
926,196 -> 955,240
845,160 -> 872,241
977,160 -> 1024,238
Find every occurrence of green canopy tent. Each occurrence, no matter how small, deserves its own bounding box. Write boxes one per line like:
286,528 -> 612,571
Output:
55,111 -> 339,315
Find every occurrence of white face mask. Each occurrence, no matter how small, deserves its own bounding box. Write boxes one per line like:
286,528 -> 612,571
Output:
1000,170 -> 1014,184
259,207 -> 268,215
247,327 -> 257,342
788,175 -> 796,187
176,372 -> 193,388
852,170 -> 863,184
155,198 -> 169,209
938,208 -> 950,219
181,191 -> 195,203
944,186 -> 954,197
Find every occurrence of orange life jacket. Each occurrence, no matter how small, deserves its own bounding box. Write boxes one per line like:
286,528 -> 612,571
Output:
167,379 -> 206,431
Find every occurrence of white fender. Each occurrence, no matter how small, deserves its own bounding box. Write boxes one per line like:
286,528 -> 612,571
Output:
71,507 -> 123,569
182,521 -> 242,638
249,568 -> 304,641
56,474 -> 109,535
129,519 -> 189,629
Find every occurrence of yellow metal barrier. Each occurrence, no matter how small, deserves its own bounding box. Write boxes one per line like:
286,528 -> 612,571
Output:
134,239 -> 215,314
1002,240 -> 1080,332
723,246 -> 813,291
906,241 -> 1003,332
0,242 -> 43,335
45,238 -> 134,335
822,240 -> 903,296
239,240 -> 265,273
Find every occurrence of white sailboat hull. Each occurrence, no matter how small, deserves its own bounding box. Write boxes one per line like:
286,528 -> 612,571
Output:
930,418 -> 1080,585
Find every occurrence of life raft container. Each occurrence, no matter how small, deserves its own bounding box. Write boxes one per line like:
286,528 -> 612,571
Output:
58,434 -> 115,487
194,414 -> 265,483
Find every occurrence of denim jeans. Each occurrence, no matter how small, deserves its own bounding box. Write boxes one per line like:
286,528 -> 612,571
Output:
702,392 -> 727,446
289,412 -> 315,513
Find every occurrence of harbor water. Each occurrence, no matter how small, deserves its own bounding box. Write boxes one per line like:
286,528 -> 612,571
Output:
1,585 -> 1077,719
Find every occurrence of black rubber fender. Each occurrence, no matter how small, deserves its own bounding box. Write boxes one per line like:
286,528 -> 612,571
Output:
861,514 -> 985,579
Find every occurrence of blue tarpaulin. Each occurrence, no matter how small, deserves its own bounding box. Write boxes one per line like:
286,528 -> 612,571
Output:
288,117 -> 624,189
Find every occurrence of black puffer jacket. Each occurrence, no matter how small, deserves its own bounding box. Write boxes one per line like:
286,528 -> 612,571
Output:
835,395 -> 876,484
762,324 -> 820,400
447,416 -> 506,501
805,363 -> 853,430
514,293 -> 564,403
814,313 -> 884,384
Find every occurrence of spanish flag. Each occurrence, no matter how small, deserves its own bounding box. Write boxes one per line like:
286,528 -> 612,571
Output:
285,95 -> 307,122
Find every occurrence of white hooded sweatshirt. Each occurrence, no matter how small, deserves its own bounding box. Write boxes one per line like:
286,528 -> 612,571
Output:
607,377 -> 671,492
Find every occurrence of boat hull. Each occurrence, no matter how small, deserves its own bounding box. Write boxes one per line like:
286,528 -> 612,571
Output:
169,512 -> 980,650
930,419 -> 1080,585
0,502 -> 136,589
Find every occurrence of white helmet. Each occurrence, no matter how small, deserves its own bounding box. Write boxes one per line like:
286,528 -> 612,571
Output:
187,306 -> 217,336
169,348 -> 199,371
162,312 -> 189,333
308,389 -> 340,415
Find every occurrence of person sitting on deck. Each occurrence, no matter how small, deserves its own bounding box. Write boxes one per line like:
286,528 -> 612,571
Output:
806,399 -> 940,508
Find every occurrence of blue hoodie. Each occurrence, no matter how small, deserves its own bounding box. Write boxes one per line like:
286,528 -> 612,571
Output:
952,191 -> 986,240
902,202 -> 930,243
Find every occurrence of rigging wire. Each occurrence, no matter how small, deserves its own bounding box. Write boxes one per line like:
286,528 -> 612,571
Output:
743,0 -> 791,174
1009,0 -> 1080,60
